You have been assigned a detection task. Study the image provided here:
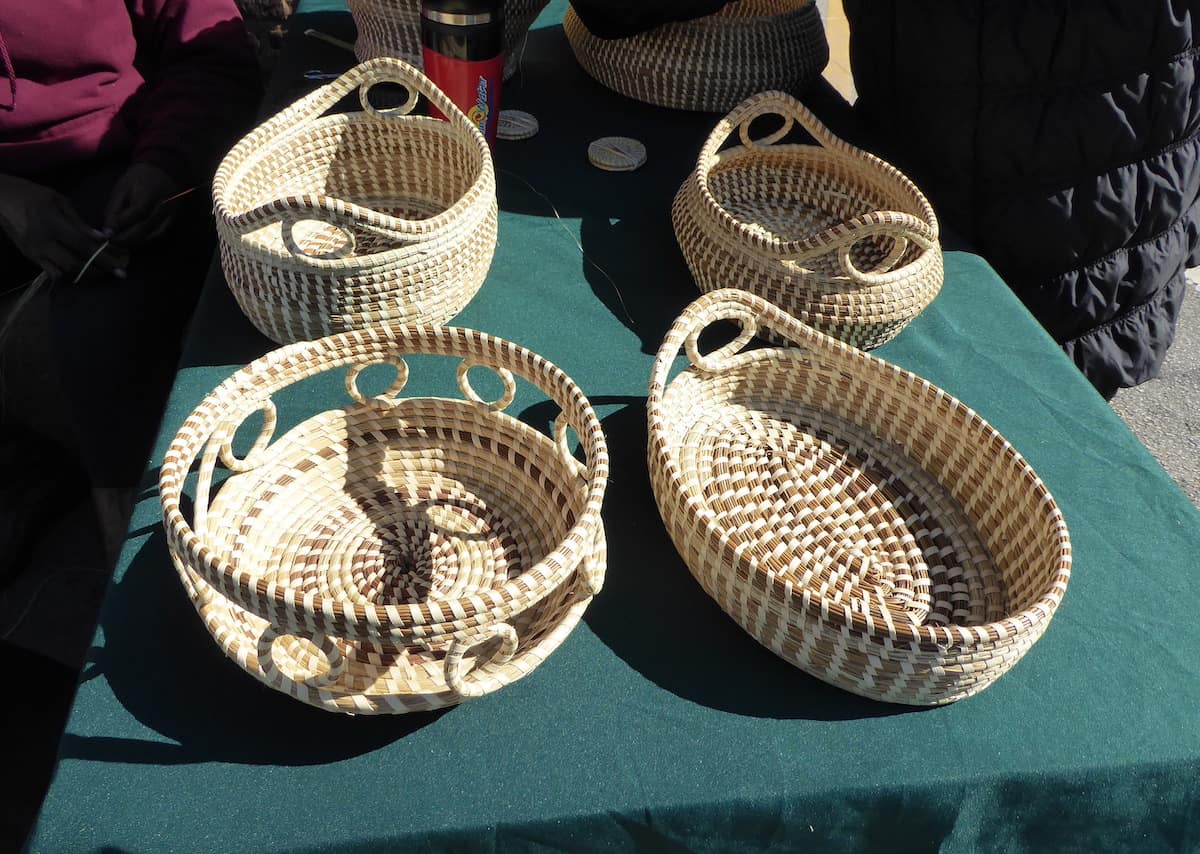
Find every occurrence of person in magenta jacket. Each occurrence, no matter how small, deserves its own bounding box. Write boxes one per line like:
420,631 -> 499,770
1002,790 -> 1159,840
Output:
0,0 -> 260,566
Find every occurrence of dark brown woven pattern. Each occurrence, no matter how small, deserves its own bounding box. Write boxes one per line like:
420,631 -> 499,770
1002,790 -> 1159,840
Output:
674,91 -> 943,350
213,59 -> 497,345
160,323 -> 608,714
647,290 -> 1072,705
347,0 -> 550,80
563,0 -> 828,112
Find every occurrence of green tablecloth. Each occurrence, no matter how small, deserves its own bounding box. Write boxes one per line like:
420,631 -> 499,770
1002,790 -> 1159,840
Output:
32,6 -> 1200,851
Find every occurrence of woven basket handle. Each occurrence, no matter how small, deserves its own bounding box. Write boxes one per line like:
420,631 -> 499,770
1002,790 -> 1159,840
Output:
780,209 -> 940,284
695,91 -> 939,282
650,288 -> 843,400
443,622 -> 520,698
220,57 -> 486,241
697,90 -> 846,163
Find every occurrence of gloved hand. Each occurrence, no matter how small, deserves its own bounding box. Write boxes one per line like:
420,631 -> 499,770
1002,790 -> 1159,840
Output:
0,175 -> 121,281
103,161 -> 183,246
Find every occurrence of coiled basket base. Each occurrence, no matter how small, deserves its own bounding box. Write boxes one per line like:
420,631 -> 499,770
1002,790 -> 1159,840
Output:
669,385 -> 1006,633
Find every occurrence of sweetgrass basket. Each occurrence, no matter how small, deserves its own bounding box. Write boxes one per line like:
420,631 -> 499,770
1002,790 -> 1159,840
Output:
673,91 -> 943,350
648,289 -> 1072,705
563,0 -> 828,112
346,0 -> 549,81
213,58 -> 497,345
160,324 -> 608,714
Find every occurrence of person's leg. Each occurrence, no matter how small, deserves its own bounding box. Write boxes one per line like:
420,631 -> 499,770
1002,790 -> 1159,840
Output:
47,164 -> 213,557
0,234 -> 94,582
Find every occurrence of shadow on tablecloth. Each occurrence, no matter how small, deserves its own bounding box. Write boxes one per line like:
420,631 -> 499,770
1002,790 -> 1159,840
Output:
58,489 -> 444,767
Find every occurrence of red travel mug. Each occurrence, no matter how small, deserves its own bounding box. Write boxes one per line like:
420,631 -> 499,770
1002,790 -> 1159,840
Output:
420,0 -> 504,146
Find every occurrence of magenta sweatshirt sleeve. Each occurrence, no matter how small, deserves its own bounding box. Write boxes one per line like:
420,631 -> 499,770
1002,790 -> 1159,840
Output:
0,0 -> 259,185
126,0 -> 262,185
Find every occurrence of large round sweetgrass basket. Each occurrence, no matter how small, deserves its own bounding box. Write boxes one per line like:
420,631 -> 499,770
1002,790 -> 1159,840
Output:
160,324 -> 608,714
346,0 -> 550,81
674,91 -> 943,350
213,58 -> 497,345
563,0 -> 828,112
647,289 -> 1072,705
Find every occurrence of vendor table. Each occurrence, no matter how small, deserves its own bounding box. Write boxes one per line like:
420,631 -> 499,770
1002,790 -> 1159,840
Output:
31,4 -> 1200,851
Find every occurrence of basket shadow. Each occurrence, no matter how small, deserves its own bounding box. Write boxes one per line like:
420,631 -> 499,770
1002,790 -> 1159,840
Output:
580,401 -> 919,722
67,525 -> 444,767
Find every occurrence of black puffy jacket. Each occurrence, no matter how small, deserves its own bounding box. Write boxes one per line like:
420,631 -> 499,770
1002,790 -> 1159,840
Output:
844,0 -> 1199,397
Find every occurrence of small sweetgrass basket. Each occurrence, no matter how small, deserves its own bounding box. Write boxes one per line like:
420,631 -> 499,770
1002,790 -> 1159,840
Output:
648,289 -> 1072,705
160,324 -> 608,714
213,58 -> 497,345
674,91 -> 943,350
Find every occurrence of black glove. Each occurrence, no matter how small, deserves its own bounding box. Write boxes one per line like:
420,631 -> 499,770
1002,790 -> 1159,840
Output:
0,175 -> 123,281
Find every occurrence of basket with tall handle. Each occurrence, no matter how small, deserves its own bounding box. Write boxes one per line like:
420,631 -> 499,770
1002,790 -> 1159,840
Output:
647,289 -> 1072,705
213,58 -> 497,345
161,323 -> 608,714
673,91 -> 943,350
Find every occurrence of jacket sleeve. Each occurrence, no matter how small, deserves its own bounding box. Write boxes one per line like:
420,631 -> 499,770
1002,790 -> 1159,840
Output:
125,0 -> 262,186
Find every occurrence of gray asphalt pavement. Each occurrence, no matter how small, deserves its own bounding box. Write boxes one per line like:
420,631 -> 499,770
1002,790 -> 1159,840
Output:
1110,277 -> 1200,506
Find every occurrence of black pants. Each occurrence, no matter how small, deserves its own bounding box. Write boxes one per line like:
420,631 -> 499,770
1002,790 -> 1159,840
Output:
0,160 -> 212,488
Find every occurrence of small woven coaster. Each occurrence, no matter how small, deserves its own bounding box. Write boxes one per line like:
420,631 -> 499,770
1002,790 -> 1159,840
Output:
497,109 -> 540,141
588,136 -> 647,172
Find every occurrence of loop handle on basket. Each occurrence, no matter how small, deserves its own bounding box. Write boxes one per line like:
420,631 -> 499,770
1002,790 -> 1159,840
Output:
219,57 -> 487,246
258,627 -> 347,690
346,358 -> 410,408
293,56 -> 474,145
444,622 -> 519,698
578,534 -> 606,597
193,397 -> 278,536
649,289 -> 846,405
457,360 -> 517,410
554,411 -> 588,479
697,91 -> 845,167
779,210 -> 940,280
228,199 -> 429,256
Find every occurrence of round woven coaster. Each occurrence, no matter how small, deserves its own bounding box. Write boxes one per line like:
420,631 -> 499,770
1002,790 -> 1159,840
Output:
588,136 -> 647,172
497,109 -> 539,141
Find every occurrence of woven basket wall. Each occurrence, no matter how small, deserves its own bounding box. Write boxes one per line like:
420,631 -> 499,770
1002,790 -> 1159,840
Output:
160,324 -> 608,714
212,58 -> 497,345
674,91 -> 943,350
647,289 -> 1072,706
563,0 -> 828,112
346,0 -> 550,81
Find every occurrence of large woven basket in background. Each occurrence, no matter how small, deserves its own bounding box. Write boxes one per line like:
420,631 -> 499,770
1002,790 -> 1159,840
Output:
213,58 -> 497,345
563,0 -> 828,112
160,324 -> 608,714
648,289 -> 1072,706
674,91 -> 943,350
347,0 -> 550,81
